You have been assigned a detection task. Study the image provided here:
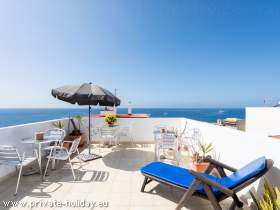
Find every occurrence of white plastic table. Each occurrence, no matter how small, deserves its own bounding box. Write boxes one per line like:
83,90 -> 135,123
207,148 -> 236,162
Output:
21,136 -> 59,176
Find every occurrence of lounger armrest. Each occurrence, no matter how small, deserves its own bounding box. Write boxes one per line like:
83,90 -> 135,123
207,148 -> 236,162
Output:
266,159 -> 274,170
189,169 -> 234,196
205,157 -> 237,172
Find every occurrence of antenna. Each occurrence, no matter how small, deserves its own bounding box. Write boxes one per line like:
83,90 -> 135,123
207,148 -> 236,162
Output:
114,88 -> 117,96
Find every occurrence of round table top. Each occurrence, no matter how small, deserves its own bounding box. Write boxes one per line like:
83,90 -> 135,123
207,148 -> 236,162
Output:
21,135 -> 59,144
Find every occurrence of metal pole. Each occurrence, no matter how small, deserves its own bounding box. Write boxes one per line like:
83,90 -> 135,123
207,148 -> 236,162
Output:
88,105 -> 91,154
89,81 -> 92,155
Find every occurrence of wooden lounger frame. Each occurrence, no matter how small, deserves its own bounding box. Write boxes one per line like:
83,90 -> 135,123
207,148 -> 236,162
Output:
141,157 -> 274,210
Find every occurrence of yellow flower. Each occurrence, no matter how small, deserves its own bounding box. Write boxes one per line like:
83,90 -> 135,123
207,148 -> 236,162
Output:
104,114 -> 117,124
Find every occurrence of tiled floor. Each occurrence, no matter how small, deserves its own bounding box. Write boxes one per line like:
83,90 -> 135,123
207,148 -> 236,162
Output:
0,144 -> 249,210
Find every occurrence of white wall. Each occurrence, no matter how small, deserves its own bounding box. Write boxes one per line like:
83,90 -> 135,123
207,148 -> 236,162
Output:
246,107 -> 280,136
0,118 -> 70,180
83,117 -> 185,143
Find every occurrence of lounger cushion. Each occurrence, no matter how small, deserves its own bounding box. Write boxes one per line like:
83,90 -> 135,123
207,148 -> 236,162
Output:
141,157 -> 266,194
221,156 -> 266,189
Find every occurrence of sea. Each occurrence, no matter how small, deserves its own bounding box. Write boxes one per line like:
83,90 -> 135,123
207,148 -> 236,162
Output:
0,108 -> 245,128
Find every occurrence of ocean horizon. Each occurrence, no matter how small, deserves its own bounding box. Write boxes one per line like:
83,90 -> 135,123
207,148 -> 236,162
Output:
0,108 -> 245,128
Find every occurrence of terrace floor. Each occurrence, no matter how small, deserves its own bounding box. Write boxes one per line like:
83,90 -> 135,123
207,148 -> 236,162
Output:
0,144 -> 248,210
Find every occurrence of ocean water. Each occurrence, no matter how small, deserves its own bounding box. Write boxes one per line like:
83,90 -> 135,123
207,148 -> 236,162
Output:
0,108 -> 245,128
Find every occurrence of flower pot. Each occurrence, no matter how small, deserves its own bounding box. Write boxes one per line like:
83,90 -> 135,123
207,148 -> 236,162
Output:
191,162 -> 209,172
107,123 -> 114,127
62,141 -> 71,150
35,132 -> 44,140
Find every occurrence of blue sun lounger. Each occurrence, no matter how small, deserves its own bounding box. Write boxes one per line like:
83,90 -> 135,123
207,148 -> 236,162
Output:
140,156 -> 273,210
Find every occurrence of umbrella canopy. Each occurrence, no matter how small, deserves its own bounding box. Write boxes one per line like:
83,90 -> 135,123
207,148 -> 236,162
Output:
51,83 -> 121,106
51,82 -> 121,161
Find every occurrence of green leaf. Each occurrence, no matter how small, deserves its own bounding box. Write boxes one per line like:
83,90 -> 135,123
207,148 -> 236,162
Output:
250,190 -> 262,210
250,179 -> 280,210
273,187 -> 280,208
53,121 -> 64,129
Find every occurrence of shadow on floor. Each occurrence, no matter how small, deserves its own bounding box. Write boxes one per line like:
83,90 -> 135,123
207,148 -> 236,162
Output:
102,147 -> 154,171
0,160 -> 110,209
144,183 -> 233,210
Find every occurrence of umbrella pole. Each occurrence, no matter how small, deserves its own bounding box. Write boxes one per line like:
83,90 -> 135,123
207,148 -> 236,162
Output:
80,104 -> 102,161
88,105 -> 91,154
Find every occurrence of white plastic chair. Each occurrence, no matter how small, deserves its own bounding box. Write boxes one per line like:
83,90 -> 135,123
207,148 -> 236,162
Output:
90,127 -> 101,141
180,128 -> 202,157
100,126 -> 118,146
43,128 -> 66,150
43,137 -> 81,180
153,125 -> 169,142
90,127 -> 102,153
186,128 -> 202,143
156,131 -> 180,165
0,145 -> 39,195
44,128 -> 65,139
117,126 -> 133,144
41,128 -> 66,170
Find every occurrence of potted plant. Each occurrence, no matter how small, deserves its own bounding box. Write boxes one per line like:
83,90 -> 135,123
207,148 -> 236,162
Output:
104,114 -> 117,126
68,115 -> 85,146
190,140 -> 214,172
52,121 -> 64,129
72,115 -> 82,135
250,179 -> 280,209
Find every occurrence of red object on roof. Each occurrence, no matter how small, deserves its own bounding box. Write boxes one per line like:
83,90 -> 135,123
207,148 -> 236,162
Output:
269,135 -> 280,140
96,114 -> 149,118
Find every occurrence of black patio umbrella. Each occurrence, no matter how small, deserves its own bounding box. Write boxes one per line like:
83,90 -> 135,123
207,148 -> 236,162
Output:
51,82 -> 121,161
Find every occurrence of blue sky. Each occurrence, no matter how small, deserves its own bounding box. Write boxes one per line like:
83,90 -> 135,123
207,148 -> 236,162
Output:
0,0 -> 279,108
